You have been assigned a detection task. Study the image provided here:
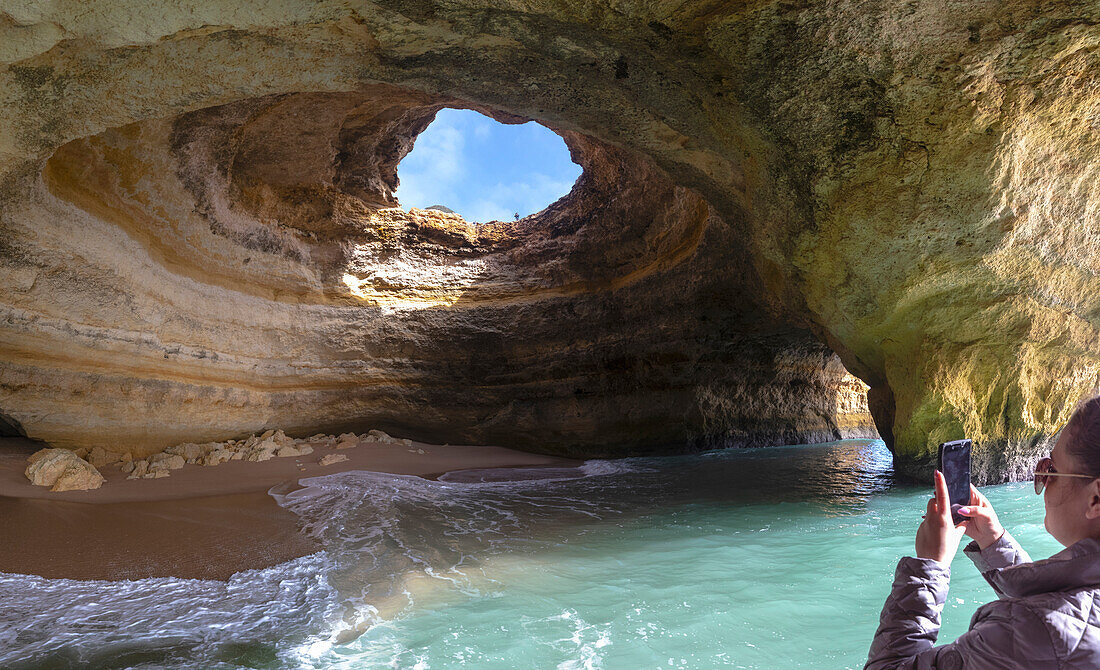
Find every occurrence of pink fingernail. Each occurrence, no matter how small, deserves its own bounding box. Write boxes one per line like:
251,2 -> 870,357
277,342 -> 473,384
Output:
958,507 -> 971,514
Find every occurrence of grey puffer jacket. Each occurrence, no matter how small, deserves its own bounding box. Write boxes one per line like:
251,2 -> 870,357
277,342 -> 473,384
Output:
866,532 -> 1100,669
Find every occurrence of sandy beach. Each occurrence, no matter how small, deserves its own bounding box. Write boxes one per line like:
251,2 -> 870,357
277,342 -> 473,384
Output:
0,436 -> 579,581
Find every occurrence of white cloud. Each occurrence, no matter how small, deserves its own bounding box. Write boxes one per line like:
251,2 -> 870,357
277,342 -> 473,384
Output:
465,200 -> 515,223
485,173 -> 577,216
394,114 -> 466,208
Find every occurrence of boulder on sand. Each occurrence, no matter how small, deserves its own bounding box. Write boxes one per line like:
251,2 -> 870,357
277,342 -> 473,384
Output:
25,448 -> 105,491
52,462 -> 108,491
335,433 -> 358,449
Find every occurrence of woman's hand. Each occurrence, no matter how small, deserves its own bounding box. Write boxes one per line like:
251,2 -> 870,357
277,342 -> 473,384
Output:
915,470 -> 968,565
957,483 -> 1005,550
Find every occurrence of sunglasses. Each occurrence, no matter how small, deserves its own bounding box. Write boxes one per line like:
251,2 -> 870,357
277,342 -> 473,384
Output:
1033,456 -> 1097,494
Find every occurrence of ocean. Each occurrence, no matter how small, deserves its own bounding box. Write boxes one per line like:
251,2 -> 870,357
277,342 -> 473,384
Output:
0,439 -> 1059,669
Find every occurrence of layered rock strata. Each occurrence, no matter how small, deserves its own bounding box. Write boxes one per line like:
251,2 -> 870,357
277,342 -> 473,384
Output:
1,84 -> 876,463
2,1 -> 1096,481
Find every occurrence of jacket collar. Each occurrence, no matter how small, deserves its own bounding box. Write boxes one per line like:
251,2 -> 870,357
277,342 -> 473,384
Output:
987,537 -> 1100,598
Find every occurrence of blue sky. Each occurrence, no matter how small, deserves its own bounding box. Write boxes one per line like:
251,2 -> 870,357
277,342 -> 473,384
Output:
394,108 -> 582,223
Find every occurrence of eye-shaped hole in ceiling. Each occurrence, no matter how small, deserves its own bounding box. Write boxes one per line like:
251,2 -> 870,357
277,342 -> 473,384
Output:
395,108 -> 582,224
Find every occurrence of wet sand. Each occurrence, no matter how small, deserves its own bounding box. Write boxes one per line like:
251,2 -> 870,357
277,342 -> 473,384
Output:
0,491 -> 320,581
0,436 -> 579,581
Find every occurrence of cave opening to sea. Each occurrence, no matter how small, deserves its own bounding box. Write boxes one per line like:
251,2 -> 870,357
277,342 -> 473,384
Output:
394,108 -> 582,223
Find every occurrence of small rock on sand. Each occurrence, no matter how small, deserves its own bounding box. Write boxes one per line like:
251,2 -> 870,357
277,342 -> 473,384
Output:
202,449 -> 234,466
150,453 -> 186,470
127,460 -> 149,479
144,460 -> 172,478
246,446 -> 276,462
87,446 -> 123,468
334,433 -> 358,448
306,434 -> 337,448
165,442 -> 209,462
319,453 -> 349,466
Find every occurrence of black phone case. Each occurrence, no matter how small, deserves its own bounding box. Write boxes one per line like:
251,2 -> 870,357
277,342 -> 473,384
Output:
938,439 -> 972,525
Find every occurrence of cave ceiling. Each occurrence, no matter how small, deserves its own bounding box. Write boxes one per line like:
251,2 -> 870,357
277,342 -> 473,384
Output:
2,0 -> 1098,482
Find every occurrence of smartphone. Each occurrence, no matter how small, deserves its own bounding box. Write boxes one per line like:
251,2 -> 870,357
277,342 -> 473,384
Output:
938,439 -> 972,525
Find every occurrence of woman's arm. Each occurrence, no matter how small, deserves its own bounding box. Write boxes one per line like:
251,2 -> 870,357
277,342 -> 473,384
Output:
866,475 -> 1054,668
865,571 -> 1057,670
864,472 -> 967,669
962,531 -> 1032,599
963,530 -> 1031,571
955,483 -> 1031,596
864,555 -> 951,669
957,484 -> 1023,567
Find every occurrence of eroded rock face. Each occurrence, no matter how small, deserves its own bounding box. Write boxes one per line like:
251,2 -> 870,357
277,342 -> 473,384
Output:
1,1 -> 1094,481
0,82 -> 875,462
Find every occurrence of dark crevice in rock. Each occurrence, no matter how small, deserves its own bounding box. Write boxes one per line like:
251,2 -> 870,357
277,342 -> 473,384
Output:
0,411 -> 27,438
867,384 -> 897,454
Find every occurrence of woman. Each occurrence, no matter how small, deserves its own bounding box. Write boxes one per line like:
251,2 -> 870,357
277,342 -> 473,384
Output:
865,397 -> 1100,669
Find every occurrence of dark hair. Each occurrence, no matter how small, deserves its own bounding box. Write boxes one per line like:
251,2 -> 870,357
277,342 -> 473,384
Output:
1064,395 -> 1100,478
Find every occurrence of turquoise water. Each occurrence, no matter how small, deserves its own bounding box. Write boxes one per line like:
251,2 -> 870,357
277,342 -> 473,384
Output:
0,439 -> 1061,669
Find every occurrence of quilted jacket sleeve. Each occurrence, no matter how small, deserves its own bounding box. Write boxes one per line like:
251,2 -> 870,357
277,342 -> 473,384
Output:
865,555 -> 1058,669
865,556 -> 951,669
962,531 -> 1032,599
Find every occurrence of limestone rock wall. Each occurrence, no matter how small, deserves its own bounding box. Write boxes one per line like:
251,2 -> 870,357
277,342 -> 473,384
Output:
1,0 -> 1094,481
1,84 -> 874,458
722,1 -> 1100,481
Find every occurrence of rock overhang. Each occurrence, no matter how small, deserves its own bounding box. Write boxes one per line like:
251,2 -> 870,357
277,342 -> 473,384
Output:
3,1 -> 1097,482
39,88 -> 721,311
2,73 -> 872,461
